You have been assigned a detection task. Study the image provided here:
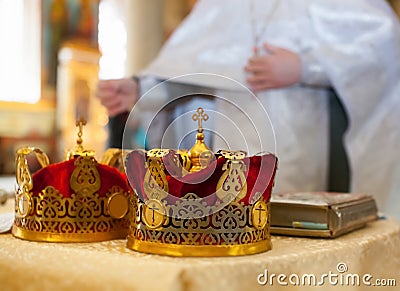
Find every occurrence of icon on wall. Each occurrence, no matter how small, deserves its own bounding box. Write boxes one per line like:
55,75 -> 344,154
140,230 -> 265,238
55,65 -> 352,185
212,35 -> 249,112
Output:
42,0 -> 100,87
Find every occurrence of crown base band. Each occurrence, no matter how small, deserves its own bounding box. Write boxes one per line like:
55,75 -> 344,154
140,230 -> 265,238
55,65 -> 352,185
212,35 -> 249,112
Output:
12,226 -> 128,243
126,237 -> 272,257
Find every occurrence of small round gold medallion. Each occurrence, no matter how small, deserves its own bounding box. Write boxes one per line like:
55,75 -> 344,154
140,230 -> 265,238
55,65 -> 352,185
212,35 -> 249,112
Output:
251,200 -> 269,230
142,199 -> 165,229
17,192 -> 32,218
107,193 -> 129,219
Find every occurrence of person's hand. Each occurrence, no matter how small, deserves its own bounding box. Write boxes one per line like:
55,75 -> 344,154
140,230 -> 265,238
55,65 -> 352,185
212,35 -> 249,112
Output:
244,43 -> 301,92
96,78 -> 139,117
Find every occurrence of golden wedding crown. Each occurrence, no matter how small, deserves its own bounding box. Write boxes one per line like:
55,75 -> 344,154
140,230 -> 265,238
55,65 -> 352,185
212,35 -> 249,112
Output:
125,108 -> 278,256
12,119 -> 131,242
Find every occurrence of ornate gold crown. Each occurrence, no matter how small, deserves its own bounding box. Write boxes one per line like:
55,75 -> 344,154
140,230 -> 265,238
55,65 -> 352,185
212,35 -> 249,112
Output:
12,120 -> 131,242
125,108 -> 278,256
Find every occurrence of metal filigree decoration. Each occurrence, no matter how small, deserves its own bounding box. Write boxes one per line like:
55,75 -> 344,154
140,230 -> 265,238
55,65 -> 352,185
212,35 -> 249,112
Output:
100,148 -> 125,173
128,192 -> 270,254
143,150 -> 169,200
147,149 -> 170,158
70,156 -> 101,196
16,147 -> 49,195
216,150 -> 248,202
217,150 -> 247,160
176,150 -> 191,175
13,185 -> 131,241
15,148 -> 50,219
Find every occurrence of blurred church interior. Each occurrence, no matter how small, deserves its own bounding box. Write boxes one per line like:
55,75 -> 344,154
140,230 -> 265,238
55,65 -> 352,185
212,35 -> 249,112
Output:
0,0 -> 399,175
0,0 -> 197,174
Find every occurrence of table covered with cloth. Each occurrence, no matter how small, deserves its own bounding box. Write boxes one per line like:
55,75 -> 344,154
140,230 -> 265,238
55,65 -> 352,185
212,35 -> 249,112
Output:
0,193 -> 399,291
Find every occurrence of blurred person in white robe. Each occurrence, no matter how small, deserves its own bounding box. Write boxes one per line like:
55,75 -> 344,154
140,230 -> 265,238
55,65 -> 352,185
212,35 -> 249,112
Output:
97,0 -> 400,221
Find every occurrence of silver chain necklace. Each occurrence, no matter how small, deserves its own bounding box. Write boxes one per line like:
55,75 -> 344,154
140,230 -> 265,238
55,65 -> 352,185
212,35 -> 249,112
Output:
250,0 -> 280,55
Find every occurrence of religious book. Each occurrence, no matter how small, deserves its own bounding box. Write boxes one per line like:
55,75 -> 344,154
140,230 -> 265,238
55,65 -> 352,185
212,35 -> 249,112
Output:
270,192 -> 378,238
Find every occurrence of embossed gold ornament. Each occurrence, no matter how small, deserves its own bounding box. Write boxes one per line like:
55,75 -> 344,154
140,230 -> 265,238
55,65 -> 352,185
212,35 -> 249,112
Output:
16,147 -> 49,193
142,199 -> 165,229
16,192 -> 32,218
216,151 -> 248,202
108,192 -> 129,219
70,156 -> 101,196
143,153 -> 169,201
251,200 -> 269,230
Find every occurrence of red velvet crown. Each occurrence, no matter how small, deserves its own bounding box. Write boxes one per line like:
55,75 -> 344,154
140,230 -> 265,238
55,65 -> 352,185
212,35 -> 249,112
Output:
12,132 -> 131,242
125,147 -> 277,256
31,157 -> 128,199
125,107 -> 278,256
126,149 -> 277,205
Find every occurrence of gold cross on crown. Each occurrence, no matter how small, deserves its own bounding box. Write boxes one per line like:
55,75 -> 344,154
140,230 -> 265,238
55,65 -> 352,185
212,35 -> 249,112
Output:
65,118 -> 95,160
192,108 -> 209,133
76,118 -> 87,147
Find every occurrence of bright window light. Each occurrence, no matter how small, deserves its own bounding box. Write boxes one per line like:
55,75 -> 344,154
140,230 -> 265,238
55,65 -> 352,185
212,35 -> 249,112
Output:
98,0 -> 127,79
0,0 -> 41,103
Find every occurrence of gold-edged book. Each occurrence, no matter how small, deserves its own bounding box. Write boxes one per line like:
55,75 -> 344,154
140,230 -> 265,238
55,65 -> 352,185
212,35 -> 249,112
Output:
270,192 -> 378,238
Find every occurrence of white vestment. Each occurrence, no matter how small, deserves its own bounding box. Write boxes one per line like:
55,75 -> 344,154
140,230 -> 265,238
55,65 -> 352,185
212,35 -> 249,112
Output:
139,0 -> 400,221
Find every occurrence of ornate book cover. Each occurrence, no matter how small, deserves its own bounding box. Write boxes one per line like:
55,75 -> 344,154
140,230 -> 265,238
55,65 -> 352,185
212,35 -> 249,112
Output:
270,192 -> 378,238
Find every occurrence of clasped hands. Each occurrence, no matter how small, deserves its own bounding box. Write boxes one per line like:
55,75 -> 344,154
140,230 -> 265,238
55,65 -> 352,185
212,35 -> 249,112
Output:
96,78 -> 139,117
245,43 -> 301,92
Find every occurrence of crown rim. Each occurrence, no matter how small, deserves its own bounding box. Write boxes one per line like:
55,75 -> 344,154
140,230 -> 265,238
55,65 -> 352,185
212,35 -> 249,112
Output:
12,225 -> 128,243
126,237 -> 272,257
